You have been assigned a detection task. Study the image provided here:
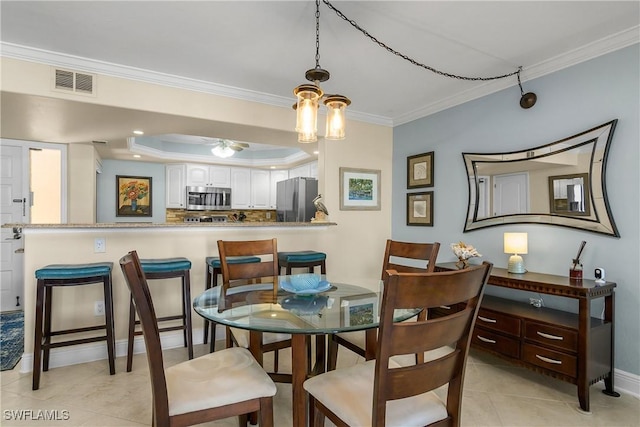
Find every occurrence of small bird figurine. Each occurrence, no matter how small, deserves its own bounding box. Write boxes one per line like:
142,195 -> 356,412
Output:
313,194 -> 329,215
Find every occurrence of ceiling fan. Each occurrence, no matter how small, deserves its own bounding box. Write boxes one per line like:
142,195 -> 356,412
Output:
206,138 -> 250,158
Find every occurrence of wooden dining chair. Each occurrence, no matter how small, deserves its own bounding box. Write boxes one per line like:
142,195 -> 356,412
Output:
304,262 -> 492,427
327,239 -> 440,369
217,238 -> 293,381
119,251 -> 276,427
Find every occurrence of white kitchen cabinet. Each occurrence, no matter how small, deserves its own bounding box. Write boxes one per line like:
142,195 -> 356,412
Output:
269,170 -> 288,209
230,167 -> 251,209
186,164 -> 231,188
251,169 -> 271,209
288,161 -> 317,179
165,164 -> 186,208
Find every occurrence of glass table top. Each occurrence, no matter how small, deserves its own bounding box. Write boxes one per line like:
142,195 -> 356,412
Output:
192,275 -> 421,335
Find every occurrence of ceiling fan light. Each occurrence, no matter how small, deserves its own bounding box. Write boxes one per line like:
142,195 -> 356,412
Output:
211,145 -> 235,158
324,94 -> 350,140
294,83 -> 323,143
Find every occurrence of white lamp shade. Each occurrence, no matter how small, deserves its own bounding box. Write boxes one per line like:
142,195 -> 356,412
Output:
504,232 -> 528,254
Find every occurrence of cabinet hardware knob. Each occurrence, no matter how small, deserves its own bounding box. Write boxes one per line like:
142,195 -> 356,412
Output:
535,354 -> 562,365
537,331 -> 563,340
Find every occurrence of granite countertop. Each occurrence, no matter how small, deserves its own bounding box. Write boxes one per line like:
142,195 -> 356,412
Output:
3,221 -> 336,229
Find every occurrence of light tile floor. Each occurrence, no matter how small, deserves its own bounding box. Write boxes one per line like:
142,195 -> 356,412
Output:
1,342 -> 638,426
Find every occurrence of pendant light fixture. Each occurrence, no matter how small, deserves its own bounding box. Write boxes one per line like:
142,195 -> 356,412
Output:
294,0 -> 350,143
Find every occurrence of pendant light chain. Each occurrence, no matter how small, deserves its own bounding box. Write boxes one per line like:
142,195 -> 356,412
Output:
314,0 -> 321,70
322,0 -> 520,82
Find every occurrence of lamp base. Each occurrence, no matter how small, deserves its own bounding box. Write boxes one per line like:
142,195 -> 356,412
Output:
508,254 -> 526,274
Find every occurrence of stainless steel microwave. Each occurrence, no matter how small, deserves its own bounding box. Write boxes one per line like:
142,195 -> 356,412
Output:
186,186 -> 231,211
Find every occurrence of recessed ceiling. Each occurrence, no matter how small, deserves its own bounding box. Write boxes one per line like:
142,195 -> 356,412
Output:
1,1 -> 638,164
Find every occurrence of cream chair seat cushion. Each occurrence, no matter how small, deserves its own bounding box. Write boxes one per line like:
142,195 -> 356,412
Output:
165,347 -> 276,416
304,359 -> 448,427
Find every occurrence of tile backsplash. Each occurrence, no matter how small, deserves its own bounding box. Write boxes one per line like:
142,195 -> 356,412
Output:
166,209 -> 276,223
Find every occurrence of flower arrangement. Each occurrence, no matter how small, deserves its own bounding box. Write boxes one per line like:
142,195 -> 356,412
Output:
120,180 -> 149,203
450,241 -> 482,269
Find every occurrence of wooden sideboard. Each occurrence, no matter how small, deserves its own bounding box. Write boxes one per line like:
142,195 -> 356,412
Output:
436,263 -> 619,412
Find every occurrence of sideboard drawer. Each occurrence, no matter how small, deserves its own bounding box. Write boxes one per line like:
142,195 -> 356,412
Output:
524,321 -> 577,353
522,343 -> 577,378
475,309 -> 521,337
472,328 -> 520,359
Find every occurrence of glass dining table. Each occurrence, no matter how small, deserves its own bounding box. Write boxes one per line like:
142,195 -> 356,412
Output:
192,275 -> 420,427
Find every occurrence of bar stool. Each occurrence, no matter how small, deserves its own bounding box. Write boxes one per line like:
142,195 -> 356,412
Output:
277,251 -> 327,275
33,262 -> 115,390
203,255 -> 261,352
126,257 -> 193,372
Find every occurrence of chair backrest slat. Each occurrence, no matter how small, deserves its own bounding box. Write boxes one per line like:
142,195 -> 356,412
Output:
381,240 -> 440,278
217,238 -> 279,292
119,251 -> 170,425
372,262 -> 492,427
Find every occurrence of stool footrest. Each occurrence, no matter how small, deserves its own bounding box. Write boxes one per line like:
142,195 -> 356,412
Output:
45,335 -> 109,349
48,325 -> 107,337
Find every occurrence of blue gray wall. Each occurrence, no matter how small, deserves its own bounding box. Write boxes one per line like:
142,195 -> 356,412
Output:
393,45 -> 639,375
96,159 -> 166,223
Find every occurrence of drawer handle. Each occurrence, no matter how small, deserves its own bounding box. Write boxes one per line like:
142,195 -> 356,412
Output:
537,331 -> 564,341
477,316 -> 497,323
477,335 -> 496,344
535,354 -> 562,365
439,305 -> 451,310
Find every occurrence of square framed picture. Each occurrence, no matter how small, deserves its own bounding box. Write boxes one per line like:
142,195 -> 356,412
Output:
407,191 -> 433,226
407,151 -> 434,189
341,294 -> 379,327
339,167 -> 381,211
116,175 -> 152,217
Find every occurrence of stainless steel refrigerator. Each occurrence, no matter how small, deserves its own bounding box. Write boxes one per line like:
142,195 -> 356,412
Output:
276,177 -> 318,222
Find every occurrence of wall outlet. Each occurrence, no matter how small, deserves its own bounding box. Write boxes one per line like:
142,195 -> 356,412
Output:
94,300 -> 105,316
94,237 -> 106,253
266,212 -> 271,220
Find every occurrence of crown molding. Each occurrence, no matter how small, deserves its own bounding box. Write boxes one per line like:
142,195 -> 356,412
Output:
393,26 -> 639,126
0,42 -> 392,127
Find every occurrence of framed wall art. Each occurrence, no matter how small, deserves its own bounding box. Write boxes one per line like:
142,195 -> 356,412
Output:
341,294 -> 379,327
116,175 -> 152,217
407,191 -> 433,226
407,151 -> 434,189
339,167 -> 381,211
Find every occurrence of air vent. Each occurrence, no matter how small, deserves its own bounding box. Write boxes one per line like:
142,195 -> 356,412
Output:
53,68 -> 95,95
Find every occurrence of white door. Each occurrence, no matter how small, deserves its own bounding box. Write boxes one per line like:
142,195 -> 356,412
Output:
0,144 -> 25,312
493,173 -> 529,216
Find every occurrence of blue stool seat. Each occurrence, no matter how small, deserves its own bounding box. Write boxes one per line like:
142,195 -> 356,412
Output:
277,251 -> 326,263
278,251 -> 327,276
127,257 -> 193,372
33,262 -> 115,390
36,262 -> 113,280
140,258 -> 192,273
203,256 -> 262,351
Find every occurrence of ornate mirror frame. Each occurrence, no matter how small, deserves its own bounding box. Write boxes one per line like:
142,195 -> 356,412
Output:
463,120 -> 619,237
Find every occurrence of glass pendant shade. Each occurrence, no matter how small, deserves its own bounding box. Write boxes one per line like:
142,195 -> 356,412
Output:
324,95 -> 351,140
294,84 -> 323,143
211,145 -> 235,158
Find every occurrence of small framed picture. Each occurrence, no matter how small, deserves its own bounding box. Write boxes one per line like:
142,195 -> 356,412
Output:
407,191 -> 433,226
116,175 -> 152,217
339,167 -> 381,211
407,151 -> 434,189
341,294 -> 379,327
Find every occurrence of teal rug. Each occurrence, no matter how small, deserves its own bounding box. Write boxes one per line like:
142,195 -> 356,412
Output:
0,311 -> 24,371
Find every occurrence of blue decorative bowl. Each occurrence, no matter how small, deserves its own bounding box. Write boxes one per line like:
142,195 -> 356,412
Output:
288,273 -> 322,291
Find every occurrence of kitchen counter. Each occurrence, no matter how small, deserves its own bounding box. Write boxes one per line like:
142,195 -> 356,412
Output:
3,221 -> 337,230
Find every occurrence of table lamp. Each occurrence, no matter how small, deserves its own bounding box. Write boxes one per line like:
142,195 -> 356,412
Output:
504,232 -> 528,273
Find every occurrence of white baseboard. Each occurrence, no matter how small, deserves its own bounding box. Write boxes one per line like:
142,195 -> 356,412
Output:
20,326 -> 221,373
19,328 -> 640,400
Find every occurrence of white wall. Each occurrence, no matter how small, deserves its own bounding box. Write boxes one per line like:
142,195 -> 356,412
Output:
393,45 -> 640,375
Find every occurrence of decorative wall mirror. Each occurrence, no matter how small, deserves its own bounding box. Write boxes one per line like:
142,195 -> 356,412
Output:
463,120 -> 619,237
